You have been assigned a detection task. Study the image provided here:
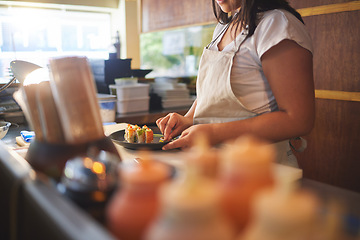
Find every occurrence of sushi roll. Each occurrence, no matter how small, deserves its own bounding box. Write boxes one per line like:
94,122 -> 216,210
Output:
136,127 -> 146,143
125,124 -> 153,143
125,124 -> 136,143
145,128 -> 153,143
124,124 -> 130,141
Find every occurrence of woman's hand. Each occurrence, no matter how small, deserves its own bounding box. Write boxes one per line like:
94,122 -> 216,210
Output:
161,123 -> 216,150
156,112 -> 193,142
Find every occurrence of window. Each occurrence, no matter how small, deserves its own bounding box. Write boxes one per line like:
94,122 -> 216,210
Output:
140,24 -> 215,78
0,4 -> 112,82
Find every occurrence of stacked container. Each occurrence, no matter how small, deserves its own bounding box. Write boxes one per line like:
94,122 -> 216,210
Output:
97,94 -> 117,123
151,77 -> 194,109
109,78 -> 150,114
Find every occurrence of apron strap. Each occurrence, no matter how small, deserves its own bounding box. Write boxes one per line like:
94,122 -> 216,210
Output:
206,23 -> 248,54
206,23 -> 230,49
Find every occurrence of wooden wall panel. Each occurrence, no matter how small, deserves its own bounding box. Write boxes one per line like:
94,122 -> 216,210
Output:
141,0 -> 214,32
293,1 -> 360,192
304,11 -> 360,91
295,100 -> 360,192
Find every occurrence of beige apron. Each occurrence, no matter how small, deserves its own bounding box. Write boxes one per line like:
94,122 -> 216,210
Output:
193,26 -> 298,167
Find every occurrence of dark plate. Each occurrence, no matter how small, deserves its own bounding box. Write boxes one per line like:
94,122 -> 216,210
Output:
109,129 -> 169,150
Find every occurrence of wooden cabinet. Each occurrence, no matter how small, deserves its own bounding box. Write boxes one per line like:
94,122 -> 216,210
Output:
140,0 -> 215,32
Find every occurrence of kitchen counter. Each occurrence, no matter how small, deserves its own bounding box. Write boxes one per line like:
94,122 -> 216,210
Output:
1,123 -> 359,239
103,123 -> 304,182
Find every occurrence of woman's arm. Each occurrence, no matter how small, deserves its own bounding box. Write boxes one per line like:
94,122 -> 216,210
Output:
184,99 -> 197,118
259,39 -> 315,139
163,40 -> 314,150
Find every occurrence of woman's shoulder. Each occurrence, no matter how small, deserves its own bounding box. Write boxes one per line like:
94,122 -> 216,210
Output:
258,9 -> 302,26
252,9 -> 313,57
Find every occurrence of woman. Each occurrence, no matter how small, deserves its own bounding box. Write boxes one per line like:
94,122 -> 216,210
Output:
156,0 -> 314,167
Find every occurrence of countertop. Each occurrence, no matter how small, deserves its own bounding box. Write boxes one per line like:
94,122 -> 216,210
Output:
4,123 -> 304,181
1,123 -> 359,239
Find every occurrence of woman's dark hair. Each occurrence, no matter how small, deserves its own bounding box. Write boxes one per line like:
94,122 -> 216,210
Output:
212,0 -> 304,38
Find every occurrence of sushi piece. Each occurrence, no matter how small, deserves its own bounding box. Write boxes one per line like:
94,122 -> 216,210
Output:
145,128 -> 153,143
124,124 -> 130,141
125,124 -> 136,143
136,127 -> 146,143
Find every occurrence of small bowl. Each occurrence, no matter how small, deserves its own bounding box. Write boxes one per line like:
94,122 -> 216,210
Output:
0,121 -> 11,140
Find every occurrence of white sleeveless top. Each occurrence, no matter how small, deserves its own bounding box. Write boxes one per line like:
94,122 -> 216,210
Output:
208,9 -> 313,115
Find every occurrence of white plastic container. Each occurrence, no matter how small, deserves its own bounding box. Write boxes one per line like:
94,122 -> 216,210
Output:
116,97 -> 150,114
97,94 -> 117,122
109,83 -> 149,100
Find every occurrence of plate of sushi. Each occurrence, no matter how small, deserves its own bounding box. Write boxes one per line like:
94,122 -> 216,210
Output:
109,124 -> 170,150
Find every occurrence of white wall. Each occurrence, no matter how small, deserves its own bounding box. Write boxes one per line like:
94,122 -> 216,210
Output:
111,0 -> 140,68
124,0 -> 140,68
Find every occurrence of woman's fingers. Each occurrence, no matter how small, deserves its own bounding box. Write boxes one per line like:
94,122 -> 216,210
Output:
162,129 -> 191,150
162,133 -> 189,150
156,112 -> 194,142
156,116 -> 168,134
163,113 -> 180,141
156,113 -> 182,141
